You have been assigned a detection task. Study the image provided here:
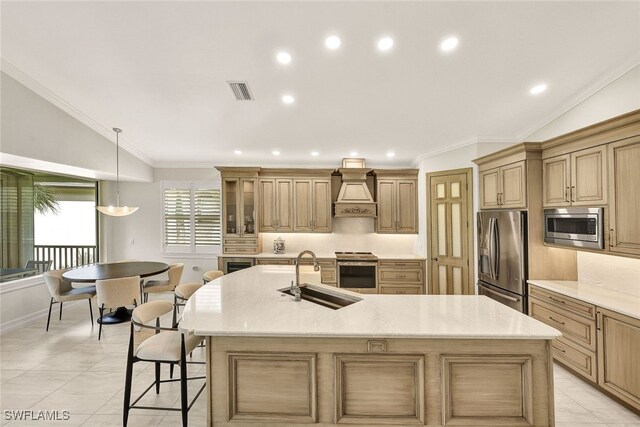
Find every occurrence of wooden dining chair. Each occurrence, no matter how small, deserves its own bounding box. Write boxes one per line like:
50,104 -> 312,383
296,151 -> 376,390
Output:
141,263 -> 184,303
95,276 -> 140,340
43,269 -> 96,331
123,300 -> 205,427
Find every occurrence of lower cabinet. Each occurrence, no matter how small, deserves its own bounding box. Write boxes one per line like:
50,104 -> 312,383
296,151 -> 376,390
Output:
529,285 -> 640,412
377,260 -> 425,294
597,308 -> 640,410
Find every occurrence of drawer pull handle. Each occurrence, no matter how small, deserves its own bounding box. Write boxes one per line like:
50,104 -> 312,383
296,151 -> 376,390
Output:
549,316 -> 565,325
556,346 -> 566,353
397,274 -> 406,278
549,296 -> 565,304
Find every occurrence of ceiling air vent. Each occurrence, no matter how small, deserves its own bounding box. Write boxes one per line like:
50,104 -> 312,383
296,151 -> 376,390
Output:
227,81 -> 254,101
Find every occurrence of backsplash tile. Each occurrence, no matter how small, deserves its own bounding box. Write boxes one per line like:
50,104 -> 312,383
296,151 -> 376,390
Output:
578,252 -> 640,296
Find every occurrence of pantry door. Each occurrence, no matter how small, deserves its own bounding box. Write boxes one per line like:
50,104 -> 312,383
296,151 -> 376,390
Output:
427,169 -> 474,295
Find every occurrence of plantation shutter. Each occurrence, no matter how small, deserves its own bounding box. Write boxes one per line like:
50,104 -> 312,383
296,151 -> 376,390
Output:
162,181 -> 221,254
163,188 -> 192,248
194,188 -> 221,248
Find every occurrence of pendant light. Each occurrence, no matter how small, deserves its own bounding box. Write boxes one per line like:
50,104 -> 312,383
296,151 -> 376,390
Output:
96,128 -> 139,216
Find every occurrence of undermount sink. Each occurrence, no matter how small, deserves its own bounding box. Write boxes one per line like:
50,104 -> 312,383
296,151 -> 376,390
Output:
278,284 -> 362,310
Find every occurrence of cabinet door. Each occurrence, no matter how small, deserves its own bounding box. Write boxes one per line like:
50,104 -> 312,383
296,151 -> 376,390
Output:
223,178 -> 240,236
396,180 -> 417,233
293,179 -> 313,231
500,161 -> 527,208
240,178 -> 257,237
276,179 -> 293,232
258,179 -> 276,232
597,308 -> 640,410
311,179 -> 332,232
479,168 -> 500,209
608,137 -> 640,256
571,146 -> 607,206
543,155 -> 571,207
376,179 -> 397,232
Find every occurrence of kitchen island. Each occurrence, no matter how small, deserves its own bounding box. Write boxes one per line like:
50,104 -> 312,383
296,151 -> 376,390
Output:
179,265 -> 560,426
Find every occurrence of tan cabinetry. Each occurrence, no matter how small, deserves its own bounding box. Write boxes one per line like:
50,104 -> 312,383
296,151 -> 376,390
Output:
479,161 -> 526,209
378,260 -> 425,294
218,168 -> 261,254
543,146 -> 607,207
293,179 -> 332,233
597,307 -> 640,410
258,178 -> 293,232
374,170 -> 418,234
297,257 -> 337,285
528,285 -> 597,383
608,136 -> 640,256
255,258 -> 294,265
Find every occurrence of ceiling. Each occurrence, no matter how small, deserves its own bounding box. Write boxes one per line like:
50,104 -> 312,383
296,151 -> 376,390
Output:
2,1 -> 639,167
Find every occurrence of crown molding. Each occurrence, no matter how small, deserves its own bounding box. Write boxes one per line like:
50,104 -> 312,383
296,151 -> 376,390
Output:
516,54 -> 640,142
0,58 -> 156,167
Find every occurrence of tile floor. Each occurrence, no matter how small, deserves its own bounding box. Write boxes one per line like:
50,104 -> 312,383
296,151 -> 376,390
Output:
1,300 -> 639,426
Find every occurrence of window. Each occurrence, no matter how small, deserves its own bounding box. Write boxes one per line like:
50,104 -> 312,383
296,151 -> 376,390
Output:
162,181 -> 221,255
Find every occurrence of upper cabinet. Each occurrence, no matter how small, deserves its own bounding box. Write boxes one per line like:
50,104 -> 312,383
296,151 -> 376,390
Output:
475,144 -> 540,210
539,109 -> 640,258
374,170 -> 418,234
293,178 -> 332,233
479,161 -> 527,209
259,178 -> 293,232
217,167 -> 261,254
608,136 -> 640,256
543,146 -> 607,207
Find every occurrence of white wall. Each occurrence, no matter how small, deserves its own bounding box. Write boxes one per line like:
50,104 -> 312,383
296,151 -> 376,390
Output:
0,72 -> 152,182
102,168 -> 221,284
525,64 -> 640,141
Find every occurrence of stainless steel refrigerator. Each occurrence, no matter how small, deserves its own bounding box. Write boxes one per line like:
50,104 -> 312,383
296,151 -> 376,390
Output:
477,210 -> 528,313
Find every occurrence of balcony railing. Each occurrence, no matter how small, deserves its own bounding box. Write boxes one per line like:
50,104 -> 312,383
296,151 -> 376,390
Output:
33,245 -> 98,270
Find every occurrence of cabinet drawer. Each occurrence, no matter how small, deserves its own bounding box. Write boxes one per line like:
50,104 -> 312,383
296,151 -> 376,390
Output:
256,258 -> 293,265
529,286 -> 596,320
380,286 -> 423,295
223,237 -> 259,246
320,268 -> 336,285
553,336 -> 597,383
378,269 -> 423,285
223,247 -> 259,254
378,260 -> 422,268
529,298 -> 596,351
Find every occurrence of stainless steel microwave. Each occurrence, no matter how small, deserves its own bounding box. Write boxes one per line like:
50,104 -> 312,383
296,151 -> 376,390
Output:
544,207 -> 604,249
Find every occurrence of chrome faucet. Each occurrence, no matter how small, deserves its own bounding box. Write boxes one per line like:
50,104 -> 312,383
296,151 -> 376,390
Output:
291,250 -> 320,302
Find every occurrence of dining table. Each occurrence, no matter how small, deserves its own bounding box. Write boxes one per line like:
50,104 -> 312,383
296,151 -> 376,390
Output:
62,261 -> 170,324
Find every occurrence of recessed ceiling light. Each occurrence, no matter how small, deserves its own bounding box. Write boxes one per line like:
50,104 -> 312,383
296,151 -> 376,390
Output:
325,35 -> 341,50
234,150 -> 242,155
276,51 -> 292,65
386,151 -> 395,158
281,95 -> 295,104
311,151 -> 319,156
350,151 -> 358,156
377,37 -> 394,51
272,150 -> 281,156
440,36 -> 459,52
530,83 -> 548,95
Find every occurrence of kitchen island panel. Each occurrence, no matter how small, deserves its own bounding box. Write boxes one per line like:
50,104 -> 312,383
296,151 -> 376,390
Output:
206,336 -> 554,426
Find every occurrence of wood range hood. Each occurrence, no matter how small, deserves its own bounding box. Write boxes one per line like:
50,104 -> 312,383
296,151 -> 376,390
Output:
334,159 -> 377,218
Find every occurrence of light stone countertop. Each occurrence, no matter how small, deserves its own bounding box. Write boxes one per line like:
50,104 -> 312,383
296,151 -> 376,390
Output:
179,265 -> 560,339
219,252 -> 427,260
528,280 -> 640,321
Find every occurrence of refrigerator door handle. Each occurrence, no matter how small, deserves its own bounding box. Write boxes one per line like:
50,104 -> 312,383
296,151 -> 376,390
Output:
481,284 -> 519,302
490,217 -> 500,280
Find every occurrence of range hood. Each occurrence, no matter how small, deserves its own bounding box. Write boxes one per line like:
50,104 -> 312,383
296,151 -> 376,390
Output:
334,167 -> 377,218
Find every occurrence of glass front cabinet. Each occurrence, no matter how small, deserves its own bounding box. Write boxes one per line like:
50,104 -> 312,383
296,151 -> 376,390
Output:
218,168 -> 261,254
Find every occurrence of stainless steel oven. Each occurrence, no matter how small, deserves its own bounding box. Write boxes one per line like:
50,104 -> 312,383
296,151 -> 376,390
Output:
544,207 -> 604,249
336,252 -> 378,292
